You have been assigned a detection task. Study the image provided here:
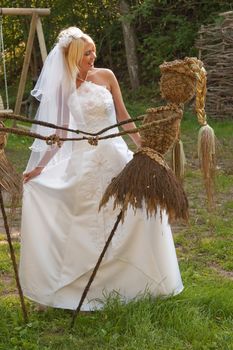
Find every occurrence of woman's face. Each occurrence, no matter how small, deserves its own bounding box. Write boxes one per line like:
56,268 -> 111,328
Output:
80,41 -> 96,72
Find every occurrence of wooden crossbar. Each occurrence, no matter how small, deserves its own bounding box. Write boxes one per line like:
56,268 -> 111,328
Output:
0,8 -> 50,16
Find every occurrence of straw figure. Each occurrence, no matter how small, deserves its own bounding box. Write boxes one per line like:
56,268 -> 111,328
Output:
0,121 -> 21,197
100,56 -> 215,220
160,56 -> 215,207
0,120 -> 28,322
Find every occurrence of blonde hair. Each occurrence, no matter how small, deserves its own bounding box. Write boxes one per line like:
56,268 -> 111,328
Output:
59,27 -> 95,79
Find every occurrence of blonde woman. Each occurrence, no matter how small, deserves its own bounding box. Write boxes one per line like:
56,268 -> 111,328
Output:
20,27 -> 183,310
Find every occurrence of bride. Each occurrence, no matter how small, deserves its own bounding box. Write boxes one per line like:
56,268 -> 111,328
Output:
19,27 -> 183,310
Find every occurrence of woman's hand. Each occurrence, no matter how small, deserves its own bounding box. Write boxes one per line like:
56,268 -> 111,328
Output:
23,167 -> 44,183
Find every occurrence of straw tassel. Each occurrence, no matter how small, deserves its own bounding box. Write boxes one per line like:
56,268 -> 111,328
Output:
171,137 -> 186,182
198,124 -> 215,209
192,62 -> 216,209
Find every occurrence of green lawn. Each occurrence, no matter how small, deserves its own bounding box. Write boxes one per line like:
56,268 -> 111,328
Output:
0,108 -> 233,349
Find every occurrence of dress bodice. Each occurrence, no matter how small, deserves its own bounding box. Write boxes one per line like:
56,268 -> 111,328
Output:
68,81 -> 116,133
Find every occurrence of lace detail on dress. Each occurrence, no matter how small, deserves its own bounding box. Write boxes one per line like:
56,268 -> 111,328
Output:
70,142 -> 129,253
66,81 -> 131,252
68,81 -> 116,133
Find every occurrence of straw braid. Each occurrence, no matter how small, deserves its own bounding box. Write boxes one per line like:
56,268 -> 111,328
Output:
186,58 -> 207,126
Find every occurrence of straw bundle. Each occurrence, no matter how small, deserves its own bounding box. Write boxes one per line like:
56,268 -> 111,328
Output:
100,150 -> 188,222
100,56 -> 215,221
0,123 -> 8,148
0,122 -> 22,197
198,124 -> 215,209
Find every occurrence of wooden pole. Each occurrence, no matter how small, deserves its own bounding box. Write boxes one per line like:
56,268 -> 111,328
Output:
71,210 -> 123,328
219,10 -> 233,17
0,187 -> 28,323
36,17 -> 47,63
1,8 -> 50,16
14,12 -> 38,118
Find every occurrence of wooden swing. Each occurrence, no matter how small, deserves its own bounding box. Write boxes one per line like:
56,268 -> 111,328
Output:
0,8 -> 50,119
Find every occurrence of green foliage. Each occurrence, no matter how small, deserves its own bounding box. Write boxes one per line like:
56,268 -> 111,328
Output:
1,0 -> 233,96
131,0 -> 232,82
137,14 -> 197,80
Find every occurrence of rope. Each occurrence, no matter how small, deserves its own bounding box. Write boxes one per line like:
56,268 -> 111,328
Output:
0,15 -> 10,110
0,113 -> 181,147
0,112 -> 145,136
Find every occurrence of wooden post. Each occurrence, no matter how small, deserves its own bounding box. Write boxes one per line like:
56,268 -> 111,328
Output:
14,12 -> 38,117
36,17 -> 47,63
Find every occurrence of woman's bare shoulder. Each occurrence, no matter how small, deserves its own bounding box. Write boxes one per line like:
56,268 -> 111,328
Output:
89,68 -> 116,90
93,68 -> 115,78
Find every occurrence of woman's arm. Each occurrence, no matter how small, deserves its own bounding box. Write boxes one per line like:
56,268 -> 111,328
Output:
23,145 -> 60,183
24,88 -> 69,183
107,70 -> 141,147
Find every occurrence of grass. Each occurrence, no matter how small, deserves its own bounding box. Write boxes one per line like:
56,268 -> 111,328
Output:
0,279 -> 232,349
4,120 -> 31,174
0,104 -> 233,349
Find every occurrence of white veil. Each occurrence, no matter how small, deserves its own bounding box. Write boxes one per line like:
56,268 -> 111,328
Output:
25,27 -> 86,172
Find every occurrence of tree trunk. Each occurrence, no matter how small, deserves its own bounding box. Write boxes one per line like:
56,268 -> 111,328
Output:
119,0 -> 140,90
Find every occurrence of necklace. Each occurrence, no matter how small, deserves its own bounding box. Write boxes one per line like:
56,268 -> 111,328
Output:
77,72 -> 88,83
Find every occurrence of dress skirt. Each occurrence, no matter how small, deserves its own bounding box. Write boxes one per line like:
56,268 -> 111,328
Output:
19,139 -> 183,310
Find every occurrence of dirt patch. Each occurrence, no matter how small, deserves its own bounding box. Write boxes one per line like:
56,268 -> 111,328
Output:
0,273 -> 18,296
209,262 -> 233,281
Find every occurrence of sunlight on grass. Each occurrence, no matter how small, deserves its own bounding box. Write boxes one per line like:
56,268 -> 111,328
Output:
0,233 -> 6,241
0,242 -> 20,273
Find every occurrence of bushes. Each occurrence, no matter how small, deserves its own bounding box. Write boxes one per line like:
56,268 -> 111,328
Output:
0,0 -> 232,90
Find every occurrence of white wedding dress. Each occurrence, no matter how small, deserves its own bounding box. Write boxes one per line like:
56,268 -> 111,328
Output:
19,81 -> 183,310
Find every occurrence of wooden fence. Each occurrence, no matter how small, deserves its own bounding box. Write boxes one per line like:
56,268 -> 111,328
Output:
195,11 -> 233,119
